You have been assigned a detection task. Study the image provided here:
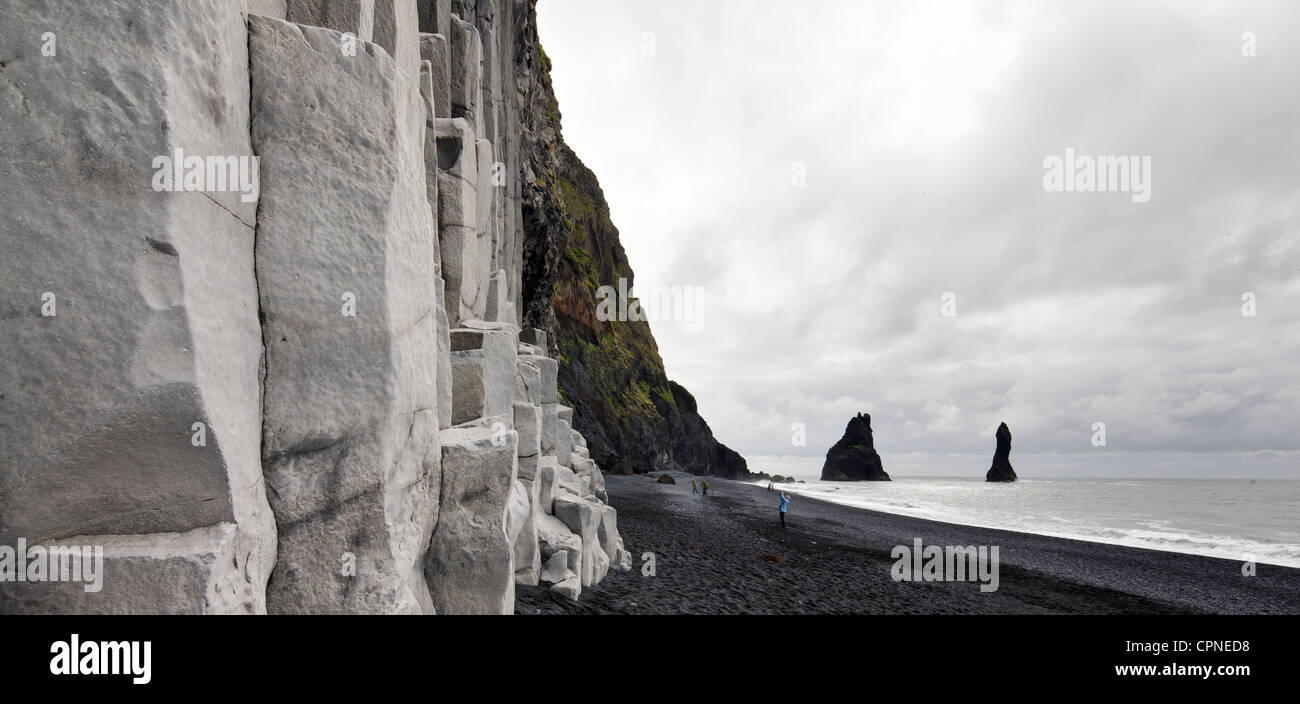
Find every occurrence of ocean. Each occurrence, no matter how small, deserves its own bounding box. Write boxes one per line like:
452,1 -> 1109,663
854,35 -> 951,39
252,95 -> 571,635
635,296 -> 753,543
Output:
751,475 -> 1300,567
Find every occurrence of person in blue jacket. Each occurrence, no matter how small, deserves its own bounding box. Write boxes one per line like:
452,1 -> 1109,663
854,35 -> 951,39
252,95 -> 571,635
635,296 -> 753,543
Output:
779,492 -> 790,528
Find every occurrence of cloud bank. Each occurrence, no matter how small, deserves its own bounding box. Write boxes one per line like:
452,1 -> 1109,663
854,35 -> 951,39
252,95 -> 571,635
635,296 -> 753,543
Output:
537,0 -> 1300,476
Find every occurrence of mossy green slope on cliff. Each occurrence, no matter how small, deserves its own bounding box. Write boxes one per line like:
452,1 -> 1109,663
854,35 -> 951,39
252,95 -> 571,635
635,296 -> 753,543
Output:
515,3 -> 747,477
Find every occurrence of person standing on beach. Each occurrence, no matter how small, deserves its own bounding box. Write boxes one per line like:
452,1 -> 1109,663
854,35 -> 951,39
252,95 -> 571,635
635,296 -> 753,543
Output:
767,481 -> 773,492
691,478 -> 698,495
702,480 -> 709,496
779,492 -> 790,528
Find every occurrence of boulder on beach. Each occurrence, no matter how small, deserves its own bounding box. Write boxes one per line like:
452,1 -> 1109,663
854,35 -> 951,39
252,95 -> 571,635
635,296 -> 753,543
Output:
985,422 -> 1018,482
656,474 -> 676,484
820,413 -> 891,481
609,460 -> 637,476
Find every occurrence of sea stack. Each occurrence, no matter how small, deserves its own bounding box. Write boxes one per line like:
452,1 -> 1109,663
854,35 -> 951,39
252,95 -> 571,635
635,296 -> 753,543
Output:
985,422 -> 1017,482
820,413 -> 891,481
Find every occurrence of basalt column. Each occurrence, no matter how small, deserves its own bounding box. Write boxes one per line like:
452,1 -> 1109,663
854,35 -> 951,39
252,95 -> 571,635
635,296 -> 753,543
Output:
249,16 -> 440,614
0,0 -> 277,614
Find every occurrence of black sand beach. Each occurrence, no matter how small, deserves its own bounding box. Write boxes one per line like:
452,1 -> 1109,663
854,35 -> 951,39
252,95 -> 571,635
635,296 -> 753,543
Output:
517,473 -> 1300,614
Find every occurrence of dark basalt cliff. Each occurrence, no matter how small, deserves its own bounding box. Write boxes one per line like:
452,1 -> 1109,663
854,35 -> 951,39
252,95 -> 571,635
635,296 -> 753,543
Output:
821,413 -> 891,481
986,422 -> 1017,482
514,3 -> 748,479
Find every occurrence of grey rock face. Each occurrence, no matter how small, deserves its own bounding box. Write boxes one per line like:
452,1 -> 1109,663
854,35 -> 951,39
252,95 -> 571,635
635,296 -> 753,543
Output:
433,276 -> 455,428
245,0 -> 288,18
425,427 -> 518,614
450,327 -> 518,424
539,550 -> 570,584
596,504 -> 631,572
285,0 -> 375,41
0,0 -> 275,614
417,62 -> 441,228
536,513 -> 584,600
556,419 -> 573,466
417,66 -> 455,431
419,33 -> 453,118
514,402 -> 542,477
250,16 -> 439,613
521,355 -> 559,404
509,475 -> 541,585
505,478 -> 530,547
552,462 -> 583,500
519,328 -> 548,353
536,456 -> 561,516
540,403 -> 559,455
1,525 -> 260,615
416,0 -> 453,35
473,138 -> 498,318
372,0 -> 421,78
485,269 -> 513,323
536,513 -> 583,576
550,574 -> 582,601
434,117 -> 480,325
574,457 -> 607,503
553,495 -> 608,587
515,357 -> 544,405
448,14 -> 483,133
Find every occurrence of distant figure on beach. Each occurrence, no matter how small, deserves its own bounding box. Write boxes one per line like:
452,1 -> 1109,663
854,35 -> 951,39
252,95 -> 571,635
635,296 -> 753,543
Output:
691,478 -> 698,494
702,480 -> 709,496
779,492 -> 790,528
767,481 -> 774,492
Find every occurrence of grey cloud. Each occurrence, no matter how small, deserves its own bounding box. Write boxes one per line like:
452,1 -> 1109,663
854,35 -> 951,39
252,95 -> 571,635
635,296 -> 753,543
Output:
538,0 -> 1300,474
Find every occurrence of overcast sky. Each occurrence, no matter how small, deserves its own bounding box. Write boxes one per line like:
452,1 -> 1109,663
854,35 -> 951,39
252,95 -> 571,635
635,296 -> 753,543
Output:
536,0 -> 1300,477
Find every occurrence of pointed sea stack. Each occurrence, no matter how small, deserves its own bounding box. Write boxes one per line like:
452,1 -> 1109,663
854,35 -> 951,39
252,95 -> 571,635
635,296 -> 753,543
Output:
985,422 -> 1017,482
820,413 -> 891,481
